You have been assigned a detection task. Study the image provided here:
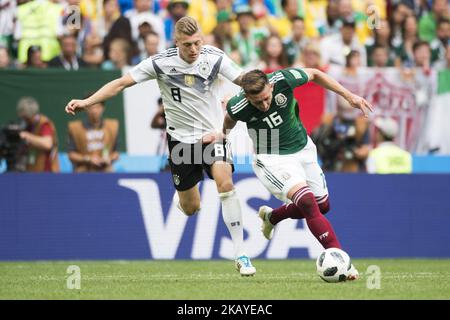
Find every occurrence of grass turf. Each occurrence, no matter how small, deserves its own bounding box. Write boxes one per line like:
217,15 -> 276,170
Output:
1,259 -> 449,300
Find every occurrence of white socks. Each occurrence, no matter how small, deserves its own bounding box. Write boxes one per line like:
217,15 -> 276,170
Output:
219,190 -> 245,258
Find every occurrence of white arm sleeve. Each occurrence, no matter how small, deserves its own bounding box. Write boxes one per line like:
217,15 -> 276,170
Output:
128,57 -> 158,83
219,53 -> 243,83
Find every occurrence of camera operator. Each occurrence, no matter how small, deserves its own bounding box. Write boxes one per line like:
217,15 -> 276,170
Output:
16,97 -> 60,172
0,121 -> 27,172
312,95 -> 370,172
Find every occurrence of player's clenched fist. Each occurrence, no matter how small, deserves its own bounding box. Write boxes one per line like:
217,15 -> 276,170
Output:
65,99 -> 89,115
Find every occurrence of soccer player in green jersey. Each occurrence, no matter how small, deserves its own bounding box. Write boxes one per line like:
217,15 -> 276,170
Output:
223,68 -> 373,280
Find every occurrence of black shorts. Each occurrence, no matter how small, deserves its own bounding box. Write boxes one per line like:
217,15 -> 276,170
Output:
167,133 -> 234,191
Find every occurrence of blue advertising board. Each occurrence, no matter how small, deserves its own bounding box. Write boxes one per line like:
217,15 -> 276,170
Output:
0,173 -> 449,260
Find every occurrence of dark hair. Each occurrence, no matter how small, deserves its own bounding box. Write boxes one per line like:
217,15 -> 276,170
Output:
413,40 -> 430,52
103,16 -> 139,60
259,34 -> 289,69
241,70 -> 269,95
291,16 -> 304,23
373,19 -> 393,46
26,45 -> 42,67
401,14 -> 417,39
372,44 -> 388,52
437,17 -> 450,28
345,50 -> 360,67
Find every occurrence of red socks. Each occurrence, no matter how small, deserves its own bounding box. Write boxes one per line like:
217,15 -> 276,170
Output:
269,186 -> 340,249
269,203 -> 303,225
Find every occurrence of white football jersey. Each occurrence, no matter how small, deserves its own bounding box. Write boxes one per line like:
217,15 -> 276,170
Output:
129,45 -> 243,143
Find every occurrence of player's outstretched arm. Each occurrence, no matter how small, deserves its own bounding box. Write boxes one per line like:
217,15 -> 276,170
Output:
303,68 -> 374,117
65,74 -> 137,115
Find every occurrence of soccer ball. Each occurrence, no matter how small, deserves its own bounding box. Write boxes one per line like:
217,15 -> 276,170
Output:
316,248 -> 352,283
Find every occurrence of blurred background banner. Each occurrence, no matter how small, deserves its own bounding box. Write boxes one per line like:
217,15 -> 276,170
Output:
2,68 -> 449,157
1,173 -> 449,261
0,69 -> 127,152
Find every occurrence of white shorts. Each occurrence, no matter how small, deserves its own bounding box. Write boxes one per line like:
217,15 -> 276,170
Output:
252,136 -> 328,203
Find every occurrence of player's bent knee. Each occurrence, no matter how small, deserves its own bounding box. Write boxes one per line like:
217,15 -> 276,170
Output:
180,201 -> 201,216
317,197 -> 330,215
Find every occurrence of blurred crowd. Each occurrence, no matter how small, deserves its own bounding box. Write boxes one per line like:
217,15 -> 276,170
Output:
0,0 -> 449,174
0,0 -> 448,72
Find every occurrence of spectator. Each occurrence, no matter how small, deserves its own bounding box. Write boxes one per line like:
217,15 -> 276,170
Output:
48,35 -> 88,70
434,42 -> 450,70
294,41 -> 326,70
16,97 -> 60,172
430,18 -> 450,63
82,32 -> 105,67
25,45 -> 47,69
284,16 -> 309,65
335,0 -> 371,44
312,93 -> 370,173
141,31 -> 159,60
292,41 -> 329,134
103,15 -> 138,62
365,19 -> 396,66
135,20 -> 156,60
125,0 -> 166,51
320,17 -> 367,66
419,0 -> 449,42
15,0 -> 62,63
395,14 -> 420,67
371,45 -> 391,68
389,1 -> 414,46
257,34 -> 289,73
401,0 -> 430,18
367,117 -> 412,174
270,0 -> 306,39
0,0 -> 16,52
67,99 -> 119,172
210,10 -> 235,55
96,0 -> 121,39
300,0 -> 330,38
312,49 -> 370,172
413,40 -> 432,70
232,4 -> 268,68
0,45 -> 13,69
322,0 -> 341,36
164,0 -> 189,47
101,37 -> 132,69
187,0 -> 218,35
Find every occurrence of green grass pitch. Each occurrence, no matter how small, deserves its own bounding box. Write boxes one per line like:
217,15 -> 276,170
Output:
1,259 -> 449,299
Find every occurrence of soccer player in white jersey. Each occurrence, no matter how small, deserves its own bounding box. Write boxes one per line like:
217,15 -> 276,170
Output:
65,17 -> 256,276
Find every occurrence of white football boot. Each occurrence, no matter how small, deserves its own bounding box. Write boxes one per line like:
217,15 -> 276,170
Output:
258,206 -> 275,240
235,255 -> 256,277
346,264 -> 360,281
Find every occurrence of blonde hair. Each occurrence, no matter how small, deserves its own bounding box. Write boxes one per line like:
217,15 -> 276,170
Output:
174,16 -> 200,39
298,41 -> 323,68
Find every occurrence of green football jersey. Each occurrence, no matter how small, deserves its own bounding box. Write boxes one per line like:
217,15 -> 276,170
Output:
226,68 -> 309,155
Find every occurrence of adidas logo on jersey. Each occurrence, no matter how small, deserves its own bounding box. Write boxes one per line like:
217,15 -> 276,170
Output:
169,68 -> 178,73
249,117 -> 259,122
